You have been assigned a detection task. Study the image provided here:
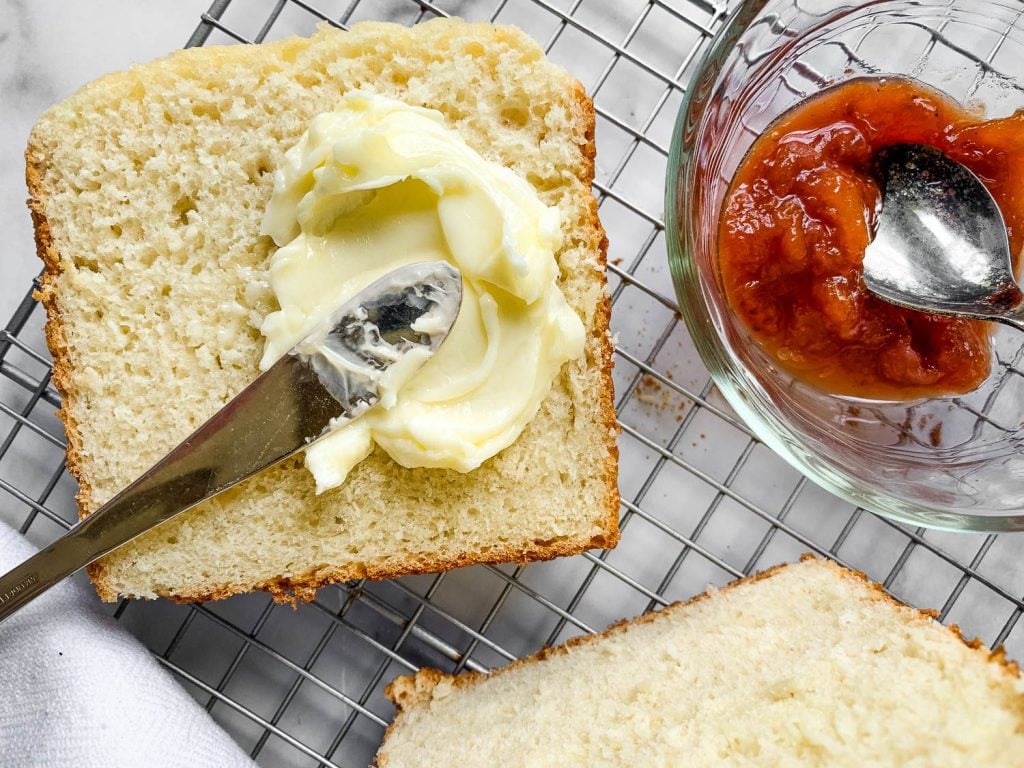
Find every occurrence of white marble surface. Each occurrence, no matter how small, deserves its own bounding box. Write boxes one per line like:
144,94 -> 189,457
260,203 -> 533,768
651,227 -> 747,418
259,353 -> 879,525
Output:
1,0 -> 209,320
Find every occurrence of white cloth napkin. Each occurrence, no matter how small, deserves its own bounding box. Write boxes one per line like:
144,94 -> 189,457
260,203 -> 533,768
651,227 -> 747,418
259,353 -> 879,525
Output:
0,520 -> 258,768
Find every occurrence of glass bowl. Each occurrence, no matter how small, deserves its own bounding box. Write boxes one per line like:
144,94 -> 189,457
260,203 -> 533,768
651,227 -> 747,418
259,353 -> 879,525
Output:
667,0 -> 1024,532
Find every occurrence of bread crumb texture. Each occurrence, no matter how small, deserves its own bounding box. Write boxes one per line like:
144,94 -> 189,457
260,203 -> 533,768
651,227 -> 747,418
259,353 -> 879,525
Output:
378,558 -> 1024,768
27,19 -> 618,602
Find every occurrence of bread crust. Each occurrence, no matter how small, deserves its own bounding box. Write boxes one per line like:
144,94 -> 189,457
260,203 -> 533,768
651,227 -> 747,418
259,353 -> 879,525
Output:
374,555 -> 1023,767
26,152 -> 95,526
573,70 -> 622,558
26,20 -> 619,604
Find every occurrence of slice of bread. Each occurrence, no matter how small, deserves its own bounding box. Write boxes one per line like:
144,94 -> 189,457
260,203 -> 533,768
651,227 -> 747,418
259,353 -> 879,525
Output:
27,19 -> 618,602
377,557 -> 1024,767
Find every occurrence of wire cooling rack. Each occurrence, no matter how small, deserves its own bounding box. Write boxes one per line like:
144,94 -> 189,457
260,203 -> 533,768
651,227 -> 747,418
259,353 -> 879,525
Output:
2,1 -> 1024,766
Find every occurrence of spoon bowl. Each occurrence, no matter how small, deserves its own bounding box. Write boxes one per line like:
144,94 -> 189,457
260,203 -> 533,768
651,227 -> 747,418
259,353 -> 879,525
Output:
863,143 -> 1024,330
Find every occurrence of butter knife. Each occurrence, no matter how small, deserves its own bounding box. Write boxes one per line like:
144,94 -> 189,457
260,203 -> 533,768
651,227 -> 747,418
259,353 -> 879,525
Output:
0,261 -> 462,622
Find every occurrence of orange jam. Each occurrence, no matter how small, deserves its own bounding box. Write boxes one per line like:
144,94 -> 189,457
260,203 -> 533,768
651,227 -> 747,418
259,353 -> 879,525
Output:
718,78 -> 1024,399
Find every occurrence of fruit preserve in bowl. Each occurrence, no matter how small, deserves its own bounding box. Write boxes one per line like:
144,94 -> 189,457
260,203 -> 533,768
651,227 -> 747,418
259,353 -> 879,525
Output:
667,0 -> 1024,531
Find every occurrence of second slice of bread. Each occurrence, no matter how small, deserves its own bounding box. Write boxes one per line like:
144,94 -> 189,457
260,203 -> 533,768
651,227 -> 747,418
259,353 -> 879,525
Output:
27,19 -> 618,602
378,557 -> 1024,767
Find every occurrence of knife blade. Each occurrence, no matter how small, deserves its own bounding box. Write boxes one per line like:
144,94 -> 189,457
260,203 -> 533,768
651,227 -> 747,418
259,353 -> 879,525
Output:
0,261 -> 463,622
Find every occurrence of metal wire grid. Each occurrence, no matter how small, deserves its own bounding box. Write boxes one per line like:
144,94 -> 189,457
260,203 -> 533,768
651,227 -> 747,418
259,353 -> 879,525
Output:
2,0 -> 1024,765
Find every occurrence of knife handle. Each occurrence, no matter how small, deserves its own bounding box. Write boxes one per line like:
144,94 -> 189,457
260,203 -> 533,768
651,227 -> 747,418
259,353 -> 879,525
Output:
0,355 -> 342,622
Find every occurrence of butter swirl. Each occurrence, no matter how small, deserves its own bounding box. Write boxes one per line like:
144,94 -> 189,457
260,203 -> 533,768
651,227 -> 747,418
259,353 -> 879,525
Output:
259,92 -> 584,493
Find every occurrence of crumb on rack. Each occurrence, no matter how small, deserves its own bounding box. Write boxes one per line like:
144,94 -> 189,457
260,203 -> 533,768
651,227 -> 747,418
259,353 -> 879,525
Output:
635,373 -> 672,409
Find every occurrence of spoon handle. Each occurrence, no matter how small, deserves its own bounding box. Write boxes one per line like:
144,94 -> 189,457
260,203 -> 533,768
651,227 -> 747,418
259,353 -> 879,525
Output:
995,308 -> 1024,334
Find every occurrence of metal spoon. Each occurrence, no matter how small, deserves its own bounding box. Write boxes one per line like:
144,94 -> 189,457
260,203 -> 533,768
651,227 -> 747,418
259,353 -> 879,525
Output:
0,261 -> 463,623
863,143 -> 1024,331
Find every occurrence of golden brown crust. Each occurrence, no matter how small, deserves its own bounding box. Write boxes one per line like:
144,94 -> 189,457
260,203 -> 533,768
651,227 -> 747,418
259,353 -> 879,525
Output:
570,75 -> 621,552
156,530 -> 612,605
28,135 -> 109,593
26,146 -> 95,523
27,22 -> 619,605
375,556 -> 1024,766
